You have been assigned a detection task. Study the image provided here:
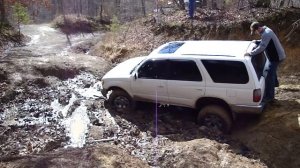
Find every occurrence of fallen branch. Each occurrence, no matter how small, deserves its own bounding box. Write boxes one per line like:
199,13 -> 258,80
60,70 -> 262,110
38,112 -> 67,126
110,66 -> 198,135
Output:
284,19 -> 300,41
87,137 -> 116,143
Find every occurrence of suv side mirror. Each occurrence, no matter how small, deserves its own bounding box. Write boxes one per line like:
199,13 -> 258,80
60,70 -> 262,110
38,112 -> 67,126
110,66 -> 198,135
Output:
134,73 -> 137,80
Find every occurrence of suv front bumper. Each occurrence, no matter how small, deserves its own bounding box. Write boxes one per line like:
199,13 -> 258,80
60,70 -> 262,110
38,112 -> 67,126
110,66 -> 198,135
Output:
231,102 -> 266,114
101,88 -> 108,98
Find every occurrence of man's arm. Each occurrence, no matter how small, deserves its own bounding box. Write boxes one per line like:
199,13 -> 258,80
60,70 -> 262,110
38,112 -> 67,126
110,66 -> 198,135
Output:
250,33 -> 271,55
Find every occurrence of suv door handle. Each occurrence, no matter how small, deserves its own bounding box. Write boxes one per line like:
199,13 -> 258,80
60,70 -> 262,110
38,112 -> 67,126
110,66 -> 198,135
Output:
196,88 -> 203,91
158,85 -> 164,88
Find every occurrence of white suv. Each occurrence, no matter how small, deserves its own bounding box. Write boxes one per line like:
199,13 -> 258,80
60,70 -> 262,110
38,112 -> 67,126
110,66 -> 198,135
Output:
101,40 -> 270,133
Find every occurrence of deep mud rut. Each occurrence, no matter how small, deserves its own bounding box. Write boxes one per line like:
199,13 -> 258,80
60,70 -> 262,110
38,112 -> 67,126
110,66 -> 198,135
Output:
0,24 -> 299,168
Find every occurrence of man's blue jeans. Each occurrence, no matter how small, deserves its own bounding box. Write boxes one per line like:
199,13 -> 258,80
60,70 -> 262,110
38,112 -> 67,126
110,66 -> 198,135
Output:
188,0 -> 196,19
265,61 -> 280,101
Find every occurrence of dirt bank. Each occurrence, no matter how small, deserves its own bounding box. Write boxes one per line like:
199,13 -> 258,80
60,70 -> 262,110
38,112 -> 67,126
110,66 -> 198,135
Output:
0,144 -> 149,168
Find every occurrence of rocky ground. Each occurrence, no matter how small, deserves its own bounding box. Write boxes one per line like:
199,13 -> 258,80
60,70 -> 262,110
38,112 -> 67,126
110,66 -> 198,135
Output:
0,19 -> 299,167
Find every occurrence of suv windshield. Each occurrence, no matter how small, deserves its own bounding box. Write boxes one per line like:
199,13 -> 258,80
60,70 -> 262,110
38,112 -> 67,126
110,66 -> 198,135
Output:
130,58 -> 145,74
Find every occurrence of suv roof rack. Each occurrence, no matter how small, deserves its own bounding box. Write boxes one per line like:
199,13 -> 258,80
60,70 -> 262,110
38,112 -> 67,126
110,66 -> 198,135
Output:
181,54 -> 236,57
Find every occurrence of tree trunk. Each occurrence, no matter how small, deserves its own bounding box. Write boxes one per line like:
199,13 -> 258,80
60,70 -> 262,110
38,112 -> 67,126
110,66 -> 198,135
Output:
99,0 -> 103,21
178,0 -> 186,10
0,0 -> 6,23
56,0 -> 64,15
141,0 -> 146,16
79,0 -> 82,15
88,0 -> 95,16
115,0 -> 121,17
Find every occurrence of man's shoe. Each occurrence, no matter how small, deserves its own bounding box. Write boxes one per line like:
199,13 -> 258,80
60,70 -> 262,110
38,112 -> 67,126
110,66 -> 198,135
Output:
263,98 -> 273,103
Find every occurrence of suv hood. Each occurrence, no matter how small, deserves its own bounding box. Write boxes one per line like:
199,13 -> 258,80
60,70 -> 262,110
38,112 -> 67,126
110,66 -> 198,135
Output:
102,56 -> 146,79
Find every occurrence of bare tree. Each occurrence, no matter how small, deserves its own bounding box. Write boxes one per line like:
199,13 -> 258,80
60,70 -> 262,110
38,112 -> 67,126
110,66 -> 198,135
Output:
115,0 -> 121,16
141,0 -> 146,16
0,0 -> 6,23
99,0 -> 104,21
56,0 -> 64,15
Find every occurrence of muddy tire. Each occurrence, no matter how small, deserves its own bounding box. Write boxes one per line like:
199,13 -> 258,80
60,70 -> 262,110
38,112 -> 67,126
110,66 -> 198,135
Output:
197,105 -> 232,133
106,89 -> 135,113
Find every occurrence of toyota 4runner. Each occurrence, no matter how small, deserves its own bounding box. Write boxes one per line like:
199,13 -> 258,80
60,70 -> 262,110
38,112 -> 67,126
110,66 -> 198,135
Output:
100,40 -> 270,133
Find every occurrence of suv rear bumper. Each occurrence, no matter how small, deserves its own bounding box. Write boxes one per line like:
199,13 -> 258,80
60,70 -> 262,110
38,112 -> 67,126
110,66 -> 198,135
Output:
231,102 -> 265,114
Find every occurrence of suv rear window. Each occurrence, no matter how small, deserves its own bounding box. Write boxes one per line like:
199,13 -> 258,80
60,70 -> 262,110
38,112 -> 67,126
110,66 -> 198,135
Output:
251,52 -> 266,79
202,60 -> 249,84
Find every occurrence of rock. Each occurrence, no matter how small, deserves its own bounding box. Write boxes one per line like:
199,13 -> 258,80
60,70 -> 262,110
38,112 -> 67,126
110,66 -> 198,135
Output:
33,112 -> 41,118
83,81 -> 92,88
43,140 -> 63,152
90,118 -> 99,126
1,89 -> 19,103
130,127 -> 141,137
58,95 -> 70,106
88,126 -> 104,140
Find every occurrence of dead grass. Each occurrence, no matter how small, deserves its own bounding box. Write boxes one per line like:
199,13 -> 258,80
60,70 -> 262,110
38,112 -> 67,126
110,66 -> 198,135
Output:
281,47 -> 300,75
52,15 -> 98,35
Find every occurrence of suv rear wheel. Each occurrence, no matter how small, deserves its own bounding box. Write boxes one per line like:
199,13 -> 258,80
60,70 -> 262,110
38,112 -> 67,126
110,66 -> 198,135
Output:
197,105 -> 232,133
106,89 -> 135,113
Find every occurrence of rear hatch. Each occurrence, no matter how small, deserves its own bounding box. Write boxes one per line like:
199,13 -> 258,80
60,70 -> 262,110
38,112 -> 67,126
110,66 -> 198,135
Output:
248,45 -> 270,102
247,43 -> 270,102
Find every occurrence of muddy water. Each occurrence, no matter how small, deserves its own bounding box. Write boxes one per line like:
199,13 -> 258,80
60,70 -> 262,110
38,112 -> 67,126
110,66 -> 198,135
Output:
5,24 -> 102,57
0,24 -> 167,166
1,24 -> 109,150
18,24 -> 107,148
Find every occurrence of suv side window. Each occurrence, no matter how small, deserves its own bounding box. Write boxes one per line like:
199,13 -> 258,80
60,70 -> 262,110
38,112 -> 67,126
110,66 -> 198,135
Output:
169,59 -> 202,81
202,60 -> 249,84
137,59 -> 168,79
251,52 -> 266,79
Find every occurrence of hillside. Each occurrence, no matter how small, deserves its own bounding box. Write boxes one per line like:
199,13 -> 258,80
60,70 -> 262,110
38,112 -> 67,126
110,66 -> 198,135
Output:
90,8 -> 300,75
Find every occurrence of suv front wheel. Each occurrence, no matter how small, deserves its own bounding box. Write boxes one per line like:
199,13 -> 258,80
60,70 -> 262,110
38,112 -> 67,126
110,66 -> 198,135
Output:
197,105 -> 232,133
106,89 -> 135,113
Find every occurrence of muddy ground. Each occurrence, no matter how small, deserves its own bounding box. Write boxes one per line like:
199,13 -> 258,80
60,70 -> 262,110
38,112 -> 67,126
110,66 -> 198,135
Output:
0,24 -> 299,168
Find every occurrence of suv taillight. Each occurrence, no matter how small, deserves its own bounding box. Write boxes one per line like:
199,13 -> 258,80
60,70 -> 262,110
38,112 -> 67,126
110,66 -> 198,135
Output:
253,89 -> 261,102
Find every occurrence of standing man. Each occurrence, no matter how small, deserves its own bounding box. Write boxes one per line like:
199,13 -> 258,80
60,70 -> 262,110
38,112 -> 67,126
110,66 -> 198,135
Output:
188,0 -> 196,19
245,22 -> 286,103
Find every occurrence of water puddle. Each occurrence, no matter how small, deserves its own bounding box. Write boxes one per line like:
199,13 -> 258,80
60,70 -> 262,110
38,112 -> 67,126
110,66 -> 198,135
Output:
49,72 -> 118,148
17,24 -> 103,57
63,104 -> 90,148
